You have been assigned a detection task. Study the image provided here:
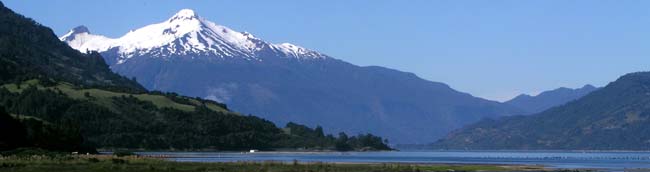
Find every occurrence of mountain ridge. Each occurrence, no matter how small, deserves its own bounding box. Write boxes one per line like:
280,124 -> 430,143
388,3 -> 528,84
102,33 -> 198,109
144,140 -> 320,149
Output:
505,84 -> 598,114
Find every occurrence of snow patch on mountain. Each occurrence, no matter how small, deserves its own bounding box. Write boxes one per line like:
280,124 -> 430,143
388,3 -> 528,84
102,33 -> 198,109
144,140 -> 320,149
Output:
60,25 -> 115,53
270,43 -> 326,59
60,9 -> 328,63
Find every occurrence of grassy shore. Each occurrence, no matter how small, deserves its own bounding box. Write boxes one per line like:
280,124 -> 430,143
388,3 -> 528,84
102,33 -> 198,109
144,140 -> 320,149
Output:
0,154 -> 570,172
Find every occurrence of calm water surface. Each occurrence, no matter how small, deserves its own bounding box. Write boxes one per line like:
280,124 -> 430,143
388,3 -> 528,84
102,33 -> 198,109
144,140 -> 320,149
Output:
136,151 -> 650,170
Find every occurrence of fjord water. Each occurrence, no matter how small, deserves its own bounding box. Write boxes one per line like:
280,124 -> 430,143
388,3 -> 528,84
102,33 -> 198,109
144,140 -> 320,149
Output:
137,151 -> 650,170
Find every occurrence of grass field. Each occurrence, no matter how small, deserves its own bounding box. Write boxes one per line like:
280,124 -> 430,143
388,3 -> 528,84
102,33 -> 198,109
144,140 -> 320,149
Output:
1,80 -> 229,113
0,154 -> 555,172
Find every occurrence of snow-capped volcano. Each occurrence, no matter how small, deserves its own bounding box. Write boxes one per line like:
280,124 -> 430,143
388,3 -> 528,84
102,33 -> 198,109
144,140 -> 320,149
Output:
59,9 -> 523,144
61,9 -> 328,64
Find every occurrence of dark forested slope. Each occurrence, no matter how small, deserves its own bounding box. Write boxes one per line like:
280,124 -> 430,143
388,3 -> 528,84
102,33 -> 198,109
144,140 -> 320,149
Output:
0,2 -> 143,92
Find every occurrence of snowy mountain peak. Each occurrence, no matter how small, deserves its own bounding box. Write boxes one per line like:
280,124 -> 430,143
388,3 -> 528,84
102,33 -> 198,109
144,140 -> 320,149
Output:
60,25 -> 91,42
60,25 -> 113,52
72,25 -> 90,34
61,9 -> 329,63
169,9 -> 199,22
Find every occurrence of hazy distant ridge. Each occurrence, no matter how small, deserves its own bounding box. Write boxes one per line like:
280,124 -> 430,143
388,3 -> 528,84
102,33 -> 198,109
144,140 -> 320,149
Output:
505,85 -> 598,114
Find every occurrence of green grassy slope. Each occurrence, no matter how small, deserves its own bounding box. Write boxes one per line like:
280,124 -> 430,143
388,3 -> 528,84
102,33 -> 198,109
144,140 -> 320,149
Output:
2,80 -> 227,113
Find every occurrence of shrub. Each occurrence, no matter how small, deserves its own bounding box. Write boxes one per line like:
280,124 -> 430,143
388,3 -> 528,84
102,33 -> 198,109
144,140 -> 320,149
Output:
113,150 -> 135,157
111,158 -> 127,164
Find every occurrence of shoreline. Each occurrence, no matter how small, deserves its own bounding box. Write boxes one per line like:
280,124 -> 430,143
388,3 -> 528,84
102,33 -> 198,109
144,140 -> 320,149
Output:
1,154 -> 562,172
129,150 -> 650,171
98,149 -> 650,154
97,148 -> 398,153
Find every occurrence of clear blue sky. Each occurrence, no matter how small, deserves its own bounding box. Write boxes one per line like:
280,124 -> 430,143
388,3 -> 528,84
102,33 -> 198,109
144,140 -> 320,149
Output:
4,0 -> 650,101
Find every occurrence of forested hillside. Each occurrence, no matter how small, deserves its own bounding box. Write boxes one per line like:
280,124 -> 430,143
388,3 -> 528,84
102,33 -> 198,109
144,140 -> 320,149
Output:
434,72 -> 650,150
0,2 -> 143,92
